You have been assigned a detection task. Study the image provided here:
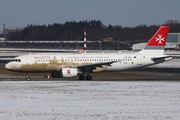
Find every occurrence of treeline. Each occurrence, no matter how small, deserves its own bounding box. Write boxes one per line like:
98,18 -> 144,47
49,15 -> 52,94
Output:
7,19 -> 180,41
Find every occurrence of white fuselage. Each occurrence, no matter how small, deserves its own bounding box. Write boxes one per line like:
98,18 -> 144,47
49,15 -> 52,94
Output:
5,52 -> 162,73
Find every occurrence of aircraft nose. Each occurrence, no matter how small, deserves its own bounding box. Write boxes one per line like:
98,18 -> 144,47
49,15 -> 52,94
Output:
5,63 -> 11,70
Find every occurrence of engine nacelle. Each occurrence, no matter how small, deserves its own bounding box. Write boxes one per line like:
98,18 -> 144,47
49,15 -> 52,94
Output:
51,68 -> 78,78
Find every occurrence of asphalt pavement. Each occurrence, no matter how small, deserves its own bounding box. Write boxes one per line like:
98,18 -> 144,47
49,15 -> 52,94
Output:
0,66 -> 180,81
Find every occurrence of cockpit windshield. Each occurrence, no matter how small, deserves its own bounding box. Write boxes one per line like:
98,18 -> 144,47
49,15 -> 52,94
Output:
11,59 -> 21,62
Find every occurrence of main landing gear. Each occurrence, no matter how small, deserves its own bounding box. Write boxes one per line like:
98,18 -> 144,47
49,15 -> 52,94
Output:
79,74 -> 92,80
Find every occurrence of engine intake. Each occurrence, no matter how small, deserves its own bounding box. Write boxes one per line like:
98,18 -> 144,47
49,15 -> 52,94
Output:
51,68 -> 78,78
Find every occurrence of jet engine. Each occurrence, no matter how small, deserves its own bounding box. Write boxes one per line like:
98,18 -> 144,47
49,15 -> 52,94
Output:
51,68 -> 78,78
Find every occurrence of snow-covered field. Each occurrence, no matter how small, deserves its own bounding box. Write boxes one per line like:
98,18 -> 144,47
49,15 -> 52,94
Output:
0,81 -> 180,120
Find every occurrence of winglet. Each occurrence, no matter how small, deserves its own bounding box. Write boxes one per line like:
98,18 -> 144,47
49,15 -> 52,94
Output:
144,26 -> 170,50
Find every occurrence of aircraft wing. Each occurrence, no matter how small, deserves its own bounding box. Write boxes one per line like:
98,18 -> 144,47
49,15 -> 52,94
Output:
77,61 -> 115,73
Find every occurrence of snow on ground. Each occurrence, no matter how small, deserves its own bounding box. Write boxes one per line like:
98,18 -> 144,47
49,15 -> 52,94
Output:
0,81 -> 180,120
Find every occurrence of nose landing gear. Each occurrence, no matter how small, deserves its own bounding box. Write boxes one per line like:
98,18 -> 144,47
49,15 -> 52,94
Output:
26,73 -> 31,81
26,77 -> 31,81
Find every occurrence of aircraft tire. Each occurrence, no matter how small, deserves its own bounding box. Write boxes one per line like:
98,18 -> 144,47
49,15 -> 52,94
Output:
79,75 -> 85,80
26,77 -> 31,81
86,75 -> 92,80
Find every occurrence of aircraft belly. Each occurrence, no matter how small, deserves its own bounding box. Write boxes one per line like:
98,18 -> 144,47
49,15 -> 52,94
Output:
10,67 -> 55,73
93,67 -> 106,72
105,63 -> 133,71
104,60 -> 153,71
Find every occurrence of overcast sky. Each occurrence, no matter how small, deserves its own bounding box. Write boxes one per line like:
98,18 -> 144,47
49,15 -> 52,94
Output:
0,0 -> 180,29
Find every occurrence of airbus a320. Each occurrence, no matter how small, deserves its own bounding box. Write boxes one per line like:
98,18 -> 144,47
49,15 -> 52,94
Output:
5,26 -> 172,80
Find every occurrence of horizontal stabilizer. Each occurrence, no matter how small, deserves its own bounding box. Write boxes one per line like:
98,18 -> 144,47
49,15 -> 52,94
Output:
151,56 -> 173,64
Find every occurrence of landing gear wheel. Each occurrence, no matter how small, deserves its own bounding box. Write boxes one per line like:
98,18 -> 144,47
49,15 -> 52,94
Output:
26,77 -> 31,81
86,75 -> 92,80
79,75 -> 85,80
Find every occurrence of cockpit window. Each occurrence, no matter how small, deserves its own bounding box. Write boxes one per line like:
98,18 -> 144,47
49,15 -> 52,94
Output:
11,59 -> 21,62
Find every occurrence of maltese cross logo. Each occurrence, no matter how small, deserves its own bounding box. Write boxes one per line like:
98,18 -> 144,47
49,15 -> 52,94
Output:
156,34 -> 165,44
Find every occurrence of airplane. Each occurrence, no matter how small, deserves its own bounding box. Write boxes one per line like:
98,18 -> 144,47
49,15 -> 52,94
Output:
5,26 -> 172,81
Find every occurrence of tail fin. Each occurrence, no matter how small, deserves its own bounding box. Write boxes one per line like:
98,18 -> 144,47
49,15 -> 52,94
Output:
141,26 -> 170,54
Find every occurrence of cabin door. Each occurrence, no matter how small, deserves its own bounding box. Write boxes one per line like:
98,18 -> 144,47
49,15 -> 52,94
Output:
137,55 -> 142,65
27,56 -> 33,65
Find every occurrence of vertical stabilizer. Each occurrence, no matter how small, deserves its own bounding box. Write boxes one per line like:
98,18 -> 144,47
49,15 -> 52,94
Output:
141,26 -> 170,55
